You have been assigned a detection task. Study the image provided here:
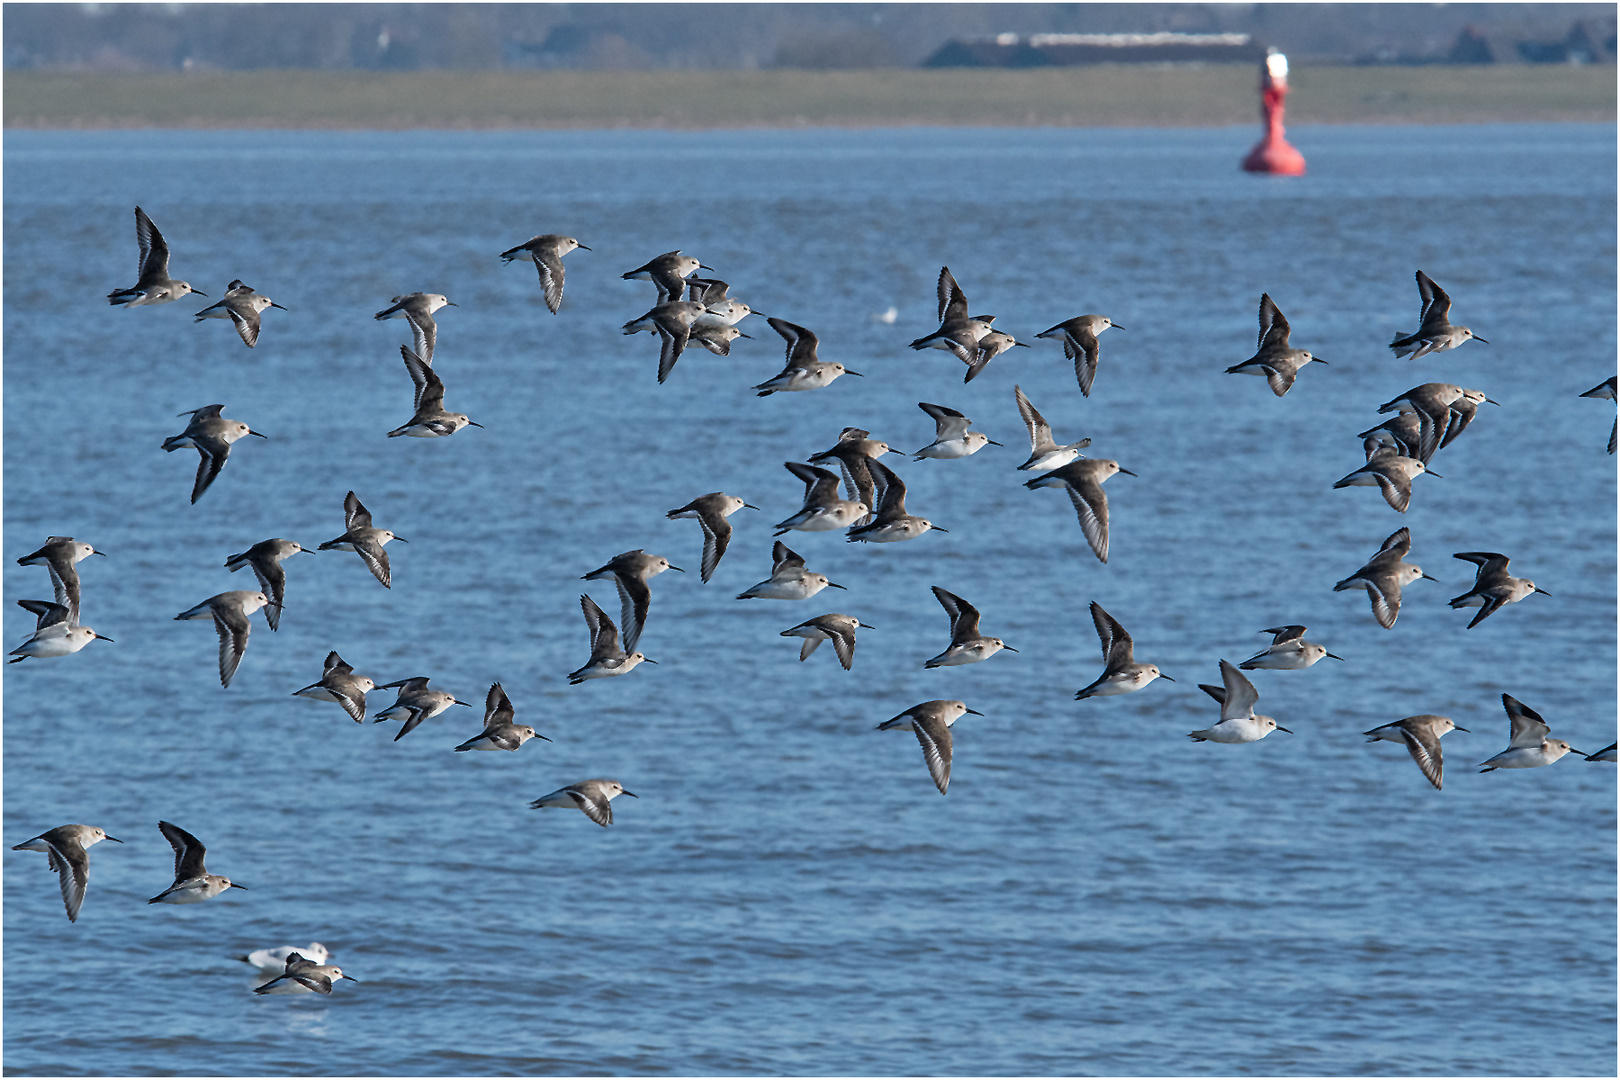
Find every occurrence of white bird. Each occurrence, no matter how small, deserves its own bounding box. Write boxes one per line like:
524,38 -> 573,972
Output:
735,541 -> 845,601
530,779 -> 637,827
8,600 -> 112,664
291,650 -> 375,723
754,317 -> 861,396
912,401 -> 1001,460
773,461 -> 869,535
173,590 -> 271,688
1479,694 -> 1582,771
374,292 -> 456,363
239,943 -> 333,975
1013,384 -> 1090,472
875,699 -> 983,795
148,821 -> 246,905
1189,660 -> 1292,743
924,586 -> 1015,668
1364,714 -> 1467,790
11,824 -> 121,922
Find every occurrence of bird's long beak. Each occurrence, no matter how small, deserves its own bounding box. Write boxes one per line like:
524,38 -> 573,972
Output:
270,302 -> 289,311
1276,726 -> 1294,734
1421,573 -> 1439,581
844,370 -> 865,377
1118,468 -> 1138,477
106,836 -> 123,843
577,244 -> 592,251
91,550 -> 108,557
229,882 -> 248,890
826,581 -> 847,590
248,430 -> 269,439
1454,725 -> 1471,733
1325,652 -> 1346,661
737,332 -> 753,339
394,537 -> 409,543
743,503 -> 760,510
445,300 -> 459,307
1534,587 -> 1551,596
986,439 -> 1004,447
1313,356 -> 1329,364
94,633 -> 115,642
1159,674 -> 1175,682
1111,323 -> 1127,331
536,733 -> 553,742
453,699 -> 474,707
467,421 -> 485,428
341,974 -> 360,982
1476,338 -> 1491,347
623,790 -> 639,798
668,565 -> 685,573
1001,646 -> 1019,653
1013,341 -> 1031,348
930,526 -> 949,533
965,708 -> 985,716
640,657 -> 658,665
1426,469 -> 1444,478
859,622 -> 877,629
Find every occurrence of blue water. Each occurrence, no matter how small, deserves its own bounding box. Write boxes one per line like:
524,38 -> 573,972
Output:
4,124 -> 1615,1076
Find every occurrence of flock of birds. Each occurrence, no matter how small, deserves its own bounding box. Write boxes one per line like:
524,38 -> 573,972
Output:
8,205 -> 1616,997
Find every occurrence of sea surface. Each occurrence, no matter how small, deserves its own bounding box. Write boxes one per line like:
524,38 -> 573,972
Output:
3,124 -> 1615,1077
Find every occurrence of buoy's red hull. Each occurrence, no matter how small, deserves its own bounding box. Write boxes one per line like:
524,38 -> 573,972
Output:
1243,80 -> 1306,175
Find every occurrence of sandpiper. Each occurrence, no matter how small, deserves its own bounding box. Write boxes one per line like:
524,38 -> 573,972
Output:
372,677 -> 472,740
581,550 -> 681,654
1238,625 -> 1343,670
107,206 -> 202,307
1389,270 -> 1487,359
1035,314 -> 1122,397
684,276 -> 753,329
292,651 -> 375,723
318,491 -> 405,589
149,821 -> 245,904
1013,385 -> 1090,472
388,345 -> 482,437
193,280 -> 286,348
965,330 -> 1029,383
11,824 -> 121,922
622,250 -> 710,302
667,492 -> 758,583
622,299 -> 707,383
690,323 -> 751,355
847,458 -> 945,543
224,539 -> 310,632
909,267 -> 994,363
1377,383 -> 1497,464
875,700 -> 983,795
1332,441 -> 1437,514
1024,458 -> 1134,563
807,429 -> 895,522
1480,694 -> 1581,771
454,683 -> 549,752
253,951 -> 360,995
924,586 -> 1016,668
16,536 -> 105,624
568,594 -> 655,684
1448,552 -> 1549,628
1333,527 -> 1437,630
1074,601 -> 1171,699
1224,293 -> 1326,397
1580,375 -> 1616,454
500,234 -> 588,313
781,613 -> 872,670
162,404 -> 266,505
1357,412 -> 1423,460
755,317 -> 861,396
1190,660 -> 1292,743
530,779 -> 637,827
774,461 -> 869,535
735,541 -> 845,601
374,292 -> 456,363
913,401 -> 1001,460
1364,714 -> 1467,790
173,590 -> 271,687
8,600 -> 112,664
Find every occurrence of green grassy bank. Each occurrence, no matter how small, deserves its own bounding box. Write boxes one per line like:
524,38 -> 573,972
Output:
5,65 -> 1614,129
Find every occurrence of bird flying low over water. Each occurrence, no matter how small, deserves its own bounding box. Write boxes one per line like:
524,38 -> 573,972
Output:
1238,625 -> 1343,670
1364,714 -> 1466,790
913,401 -> 1000,460
11,824 -> 121,922
372,677 -> 472,741
374,292 -> 456,363
530,779 -> 637,826
1035,314 -> 1122,397
847,458 -> 945,543
161,404 -> 266,505
1448,552 -> 1549,628
1074,601 -> 1171,699
8,600 -> 112,664
149,821 -> 245,905
1013,385 -> 1089,472
781,613 -> 872,670
568,593 -> 655,684
319,491 -> 405,589
581,550 -> 681,655
755,317 -> 861,396
1224,293 -> 1326,397
1024,458 -> 1135,563
253,951 -> 360,995
1190,660 -> 1291,744
291,650 -> 375,723
876,699 -> 984,795
667,492 -> 757,583
909,266 -> 994,364
388,345 -> 482,438
193,280 -> 286,347
1389,270 -> 1486,360
173,590 -> 271,688
735,541 -> 845,601
499,234 -> 588,313
1333,526 -> 1437,630
774,461 -> 869,535
15,536 -> 105,625
622,250 -> 709,303
924,586 -> 1016,668
223,539 -> 310,632
108,206 -> 201,307
1479,694 -> 1581,771
454,682 -> 549,752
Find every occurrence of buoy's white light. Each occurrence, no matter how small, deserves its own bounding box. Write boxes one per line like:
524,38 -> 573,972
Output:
1266,51 -> 1289,79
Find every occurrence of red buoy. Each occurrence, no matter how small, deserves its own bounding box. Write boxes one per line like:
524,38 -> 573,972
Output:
1242,49 -> 1306,176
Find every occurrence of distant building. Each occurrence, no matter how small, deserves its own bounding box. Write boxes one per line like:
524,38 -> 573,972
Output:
923,32 -> 1268,68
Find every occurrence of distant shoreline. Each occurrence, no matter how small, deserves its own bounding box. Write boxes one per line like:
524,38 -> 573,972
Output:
5,66 -> 1614,129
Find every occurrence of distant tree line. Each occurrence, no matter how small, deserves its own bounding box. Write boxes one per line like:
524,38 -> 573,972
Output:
4,3 -> 1613,71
